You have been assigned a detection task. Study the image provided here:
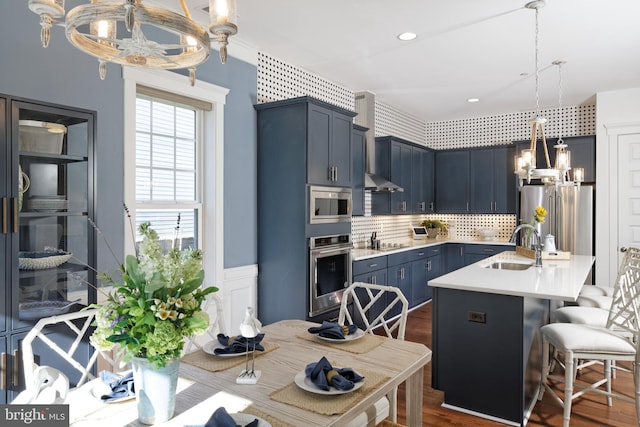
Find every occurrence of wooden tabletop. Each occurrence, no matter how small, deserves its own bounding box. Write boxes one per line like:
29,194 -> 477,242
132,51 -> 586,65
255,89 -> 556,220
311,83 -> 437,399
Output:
69,319 -> 431,427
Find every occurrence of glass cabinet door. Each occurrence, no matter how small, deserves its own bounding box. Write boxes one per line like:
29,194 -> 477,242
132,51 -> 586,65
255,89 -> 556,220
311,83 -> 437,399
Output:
11,100 -> 95,329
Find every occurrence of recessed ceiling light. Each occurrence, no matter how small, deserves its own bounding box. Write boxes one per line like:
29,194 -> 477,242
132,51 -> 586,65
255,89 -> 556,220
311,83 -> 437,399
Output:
397,32 -> 417,41
467,98 -> 480,103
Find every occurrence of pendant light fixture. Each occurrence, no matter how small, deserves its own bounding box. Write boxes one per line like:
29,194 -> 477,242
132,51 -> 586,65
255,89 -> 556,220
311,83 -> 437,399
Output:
551,60 -> 585,188
514,0 -> 559,186
27,0 -> 238,86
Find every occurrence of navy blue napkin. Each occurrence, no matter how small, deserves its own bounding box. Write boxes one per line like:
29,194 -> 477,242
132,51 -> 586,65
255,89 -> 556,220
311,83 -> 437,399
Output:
307,321 -> 358,339
214,333 -> 265,355
304,356 -> 364,391
99,371 -> 135,402
204,407 -> 258,427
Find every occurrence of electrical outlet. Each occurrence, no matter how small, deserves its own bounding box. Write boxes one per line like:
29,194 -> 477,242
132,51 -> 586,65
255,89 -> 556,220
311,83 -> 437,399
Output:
468,311 -> 486,323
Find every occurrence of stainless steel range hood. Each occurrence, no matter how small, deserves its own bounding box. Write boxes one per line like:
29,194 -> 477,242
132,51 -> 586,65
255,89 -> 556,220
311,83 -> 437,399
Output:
355,91 -> 404,193
365,173 -> 404,192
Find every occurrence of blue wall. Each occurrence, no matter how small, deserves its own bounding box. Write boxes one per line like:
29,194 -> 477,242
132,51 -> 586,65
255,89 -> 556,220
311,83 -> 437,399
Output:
0,3 -> 257,272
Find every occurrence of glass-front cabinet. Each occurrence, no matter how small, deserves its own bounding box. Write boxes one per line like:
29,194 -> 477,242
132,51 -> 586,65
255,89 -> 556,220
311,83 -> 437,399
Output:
1,94 -> 96,401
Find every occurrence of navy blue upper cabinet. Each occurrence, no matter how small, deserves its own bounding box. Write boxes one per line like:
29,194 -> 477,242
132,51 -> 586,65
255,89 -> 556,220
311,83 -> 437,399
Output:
351,125 -> 367,216
469,146 -> 516,214
514,135 -> 595,183
435,150 -> 470,213
307,101 -> 355,187
372,136 -> 434,215
390,141 -> 412,213
436,146 -> 515,214
412,147 -> 435,213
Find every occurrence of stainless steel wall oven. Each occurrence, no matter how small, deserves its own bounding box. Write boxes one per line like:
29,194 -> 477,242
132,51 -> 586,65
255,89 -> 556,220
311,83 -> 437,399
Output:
309,234 -> 352,317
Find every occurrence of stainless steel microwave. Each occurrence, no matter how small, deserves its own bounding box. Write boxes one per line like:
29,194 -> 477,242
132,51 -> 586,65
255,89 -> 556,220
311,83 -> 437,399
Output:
309,186 -> 351,224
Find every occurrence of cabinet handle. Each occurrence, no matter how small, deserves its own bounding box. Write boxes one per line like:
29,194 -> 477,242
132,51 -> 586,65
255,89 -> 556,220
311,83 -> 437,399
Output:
418,252 -> 425,256
460,247 -> 463,256
429,202 -> 434,212
427,260 -> 432,271
334,167 -> 338,182
13,350 -> 20,388
466,201 -> 469,212
1,352 -> 6,390
2,197 -> 6,234
371,275 -> 376,285
369,263 -> 378,268
483,248 -> 495,253
13,197 -> 18,234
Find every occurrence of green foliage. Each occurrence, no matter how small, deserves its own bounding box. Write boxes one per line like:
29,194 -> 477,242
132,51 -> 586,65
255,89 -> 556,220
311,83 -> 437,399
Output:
421,219 -> 448,231
88,222 -> 218,369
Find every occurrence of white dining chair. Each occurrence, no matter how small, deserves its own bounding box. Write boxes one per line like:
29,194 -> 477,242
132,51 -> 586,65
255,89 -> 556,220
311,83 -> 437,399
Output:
13,308 -> 123,404
539,247 -> 640,427
184,293 -> 226,354
338,282 -> 409,426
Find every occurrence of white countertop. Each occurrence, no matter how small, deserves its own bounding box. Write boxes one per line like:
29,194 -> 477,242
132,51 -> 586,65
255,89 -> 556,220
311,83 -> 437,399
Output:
429,250 -> 595,301
352,238 -> 514,261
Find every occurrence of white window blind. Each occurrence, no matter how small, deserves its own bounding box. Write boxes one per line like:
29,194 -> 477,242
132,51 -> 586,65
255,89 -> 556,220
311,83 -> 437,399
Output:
134,92 -> 202,248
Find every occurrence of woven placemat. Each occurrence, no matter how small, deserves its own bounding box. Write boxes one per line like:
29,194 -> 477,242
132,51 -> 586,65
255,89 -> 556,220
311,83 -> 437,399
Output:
240,406 -> 297,427
269,368 -> 389,416
181,342 -> 280,372
296,332 -> 386,354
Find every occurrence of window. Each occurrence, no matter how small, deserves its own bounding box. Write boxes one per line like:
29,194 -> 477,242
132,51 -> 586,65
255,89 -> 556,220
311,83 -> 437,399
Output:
123,68 -> 229,287
134,93 -> 201,249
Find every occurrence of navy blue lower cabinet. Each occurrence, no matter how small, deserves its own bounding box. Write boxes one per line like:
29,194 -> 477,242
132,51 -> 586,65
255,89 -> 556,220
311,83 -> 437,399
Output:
463,244 -> 510,265
432,287 -> 549,425
387,263 -> 412,318
445,244 -> 465,273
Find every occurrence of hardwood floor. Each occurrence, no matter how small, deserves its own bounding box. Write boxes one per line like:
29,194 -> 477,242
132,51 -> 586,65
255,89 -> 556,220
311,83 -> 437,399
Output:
394,301 -> 638,426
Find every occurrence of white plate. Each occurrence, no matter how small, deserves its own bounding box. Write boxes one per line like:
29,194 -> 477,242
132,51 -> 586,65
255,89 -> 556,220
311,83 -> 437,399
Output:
203,340 -> 250,357
293,369 -> 364,395
184,413 -> 271,427
315,328 -> 365,343
89,379 -> 135,404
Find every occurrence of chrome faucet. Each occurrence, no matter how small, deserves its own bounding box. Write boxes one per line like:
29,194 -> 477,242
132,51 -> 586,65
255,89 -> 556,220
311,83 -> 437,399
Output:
509,224 -> 543,267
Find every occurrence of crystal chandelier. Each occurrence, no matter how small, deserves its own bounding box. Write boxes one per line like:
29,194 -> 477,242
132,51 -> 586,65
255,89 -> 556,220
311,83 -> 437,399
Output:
27,0 -> 238,86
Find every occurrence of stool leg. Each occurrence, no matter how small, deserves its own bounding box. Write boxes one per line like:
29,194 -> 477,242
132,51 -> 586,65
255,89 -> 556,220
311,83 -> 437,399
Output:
563,351 -> 574,427
634,359 -> 640,426
605,360 -> 613,406
540,338 -> 550,400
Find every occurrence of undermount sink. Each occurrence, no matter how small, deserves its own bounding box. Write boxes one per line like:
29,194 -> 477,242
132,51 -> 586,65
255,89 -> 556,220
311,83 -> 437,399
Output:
484,261 -> 533,271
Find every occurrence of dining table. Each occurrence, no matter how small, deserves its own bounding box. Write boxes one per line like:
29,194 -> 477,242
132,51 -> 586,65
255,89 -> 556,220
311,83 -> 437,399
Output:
67,319 -> 431,427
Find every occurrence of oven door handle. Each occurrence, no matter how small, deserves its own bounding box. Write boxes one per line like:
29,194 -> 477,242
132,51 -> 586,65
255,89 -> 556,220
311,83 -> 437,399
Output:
314,247 -> 351,256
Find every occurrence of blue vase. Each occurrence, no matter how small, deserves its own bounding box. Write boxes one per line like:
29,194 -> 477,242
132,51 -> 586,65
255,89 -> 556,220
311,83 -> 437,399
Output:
131,357 -> 180,425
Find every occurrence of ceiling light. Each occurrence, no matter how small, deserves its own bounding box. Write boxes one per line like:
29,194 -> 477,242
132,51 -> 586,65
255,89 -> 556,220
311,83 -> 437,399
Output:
27,0 -> 238,86
397,32 -> 417,41
467,98 -> 479,103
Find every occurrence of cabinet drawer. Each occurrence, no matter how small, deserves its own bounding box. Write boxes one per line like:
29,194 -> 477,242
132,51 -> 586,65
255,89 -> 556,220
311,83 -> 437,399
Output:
464,244 -> 510,256
353,256 -> 387,276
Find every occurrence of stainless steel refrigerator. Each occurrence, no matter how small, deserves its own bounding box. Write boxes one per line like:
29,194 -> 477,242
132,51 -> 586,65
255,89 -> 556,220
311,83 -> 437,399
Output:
519,184 -> 594,256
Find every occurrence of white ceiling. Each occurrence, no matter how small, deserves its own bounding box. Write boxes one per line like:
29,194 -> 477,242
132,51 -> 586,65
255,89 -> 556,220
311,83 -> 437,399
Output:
154,0 -> 640,122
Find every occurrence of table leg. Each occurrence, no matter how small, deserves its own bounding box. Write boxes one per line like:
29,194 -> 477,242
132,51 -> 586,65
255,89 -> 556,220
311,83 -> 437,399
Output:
405,366 -> 424,427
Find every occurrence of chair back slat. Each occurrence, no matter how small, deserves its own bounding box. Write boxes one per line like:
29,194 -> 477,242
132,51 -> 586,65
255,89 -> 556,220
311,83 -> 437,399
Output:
607,247 -> 640,347
338,282 -> 408,340
21,309 -> 118,389
184,293 -> 226,353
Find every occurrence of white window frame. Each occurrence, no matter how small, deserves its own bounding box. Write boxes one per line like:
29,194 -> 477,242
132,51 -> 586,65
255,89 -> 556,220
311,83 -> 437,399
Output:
123,67 -> 229,290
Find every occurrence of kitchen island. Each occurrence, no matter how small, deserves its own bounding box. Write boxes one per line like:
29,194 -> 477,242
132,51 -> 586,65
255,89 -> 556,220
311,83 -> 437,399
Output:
429,251 -> 595,426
